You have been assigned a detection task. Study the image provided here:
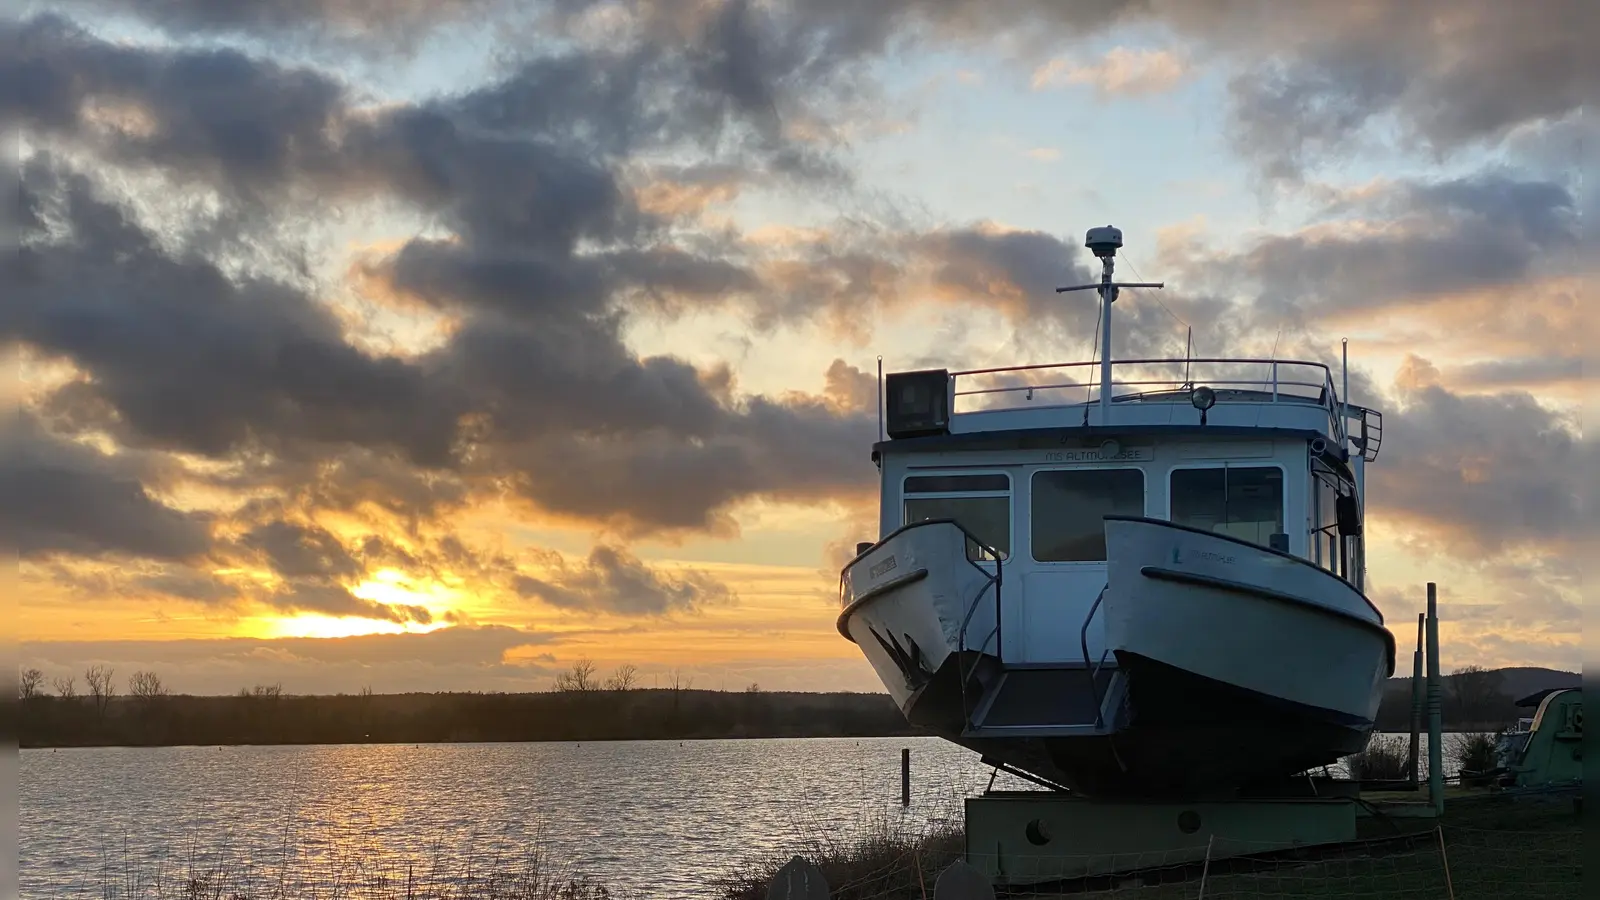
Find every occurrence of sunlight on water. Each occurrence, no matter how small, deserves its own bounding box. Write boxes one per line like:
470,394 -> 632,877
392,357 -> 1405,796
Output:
20,738 -> 1033,899
21,734 -> 1460,898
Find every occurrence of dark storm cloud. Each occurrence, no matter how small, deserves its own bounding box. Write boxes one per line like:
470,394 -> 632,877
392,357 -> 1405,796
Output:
4,2 -> 892,541
44,0 -> 1591,178
269,580 -> 433,624
0,414 -> 212,561
3,14 -> 349,198
1368,359 -> 1584,555
238,521 -> 363,581
208,449 -> 472,525
1186,173 -> 1580,324
1213,0 -> 1592,178
11,0 -> 1585,599
8,158 -> 464,466
44,0 -> 500,48
1447,356 -> 1584,391
14,149 -> 876,541
514,544 -> 734,615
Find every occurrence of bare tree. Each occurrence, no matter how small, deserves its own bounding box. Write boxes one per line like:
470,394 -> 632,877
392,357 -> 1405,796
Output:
53,675 -> 77,699
604,663 -> 639,692
1446,665 -> 1506,725
251,683 -> 283,700
667,667 -> 694,692
19,668 -> 44,700
85,665 -> 115,720
552,657 -> 598,692
128,670 -> 169,701
745,682 -> 761,693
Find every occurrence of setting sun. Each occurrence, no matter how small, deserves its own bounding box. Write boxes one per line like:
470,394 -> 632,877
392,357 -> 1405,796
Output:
259,613 -> 450,640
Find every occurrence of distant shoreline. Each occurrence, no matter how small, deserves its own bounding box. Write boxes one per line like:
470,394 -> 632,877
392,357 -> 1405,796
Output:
20,666 -> 1576,750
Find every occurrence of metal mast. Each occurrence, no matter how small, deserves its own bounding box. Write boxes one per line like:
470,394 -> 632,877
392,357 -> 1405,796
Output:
1056,226 -> 1164,422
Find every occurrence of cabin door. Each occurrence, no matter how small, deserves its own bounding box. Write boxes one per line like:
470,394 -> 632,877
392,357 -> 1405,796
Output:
1001,465 -> 1147,666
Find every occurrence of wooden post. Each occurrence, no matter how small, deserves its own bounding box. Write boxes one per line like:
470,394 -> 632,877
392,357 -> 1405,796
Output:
1426,583 -> 1444,816
902,747 -> 912,806
1409,612 -> 1425,787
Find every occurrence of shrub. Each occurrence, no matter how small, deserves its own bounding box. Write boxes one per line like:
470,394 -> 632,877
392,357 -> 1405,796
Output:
1344,733 -> 1411,781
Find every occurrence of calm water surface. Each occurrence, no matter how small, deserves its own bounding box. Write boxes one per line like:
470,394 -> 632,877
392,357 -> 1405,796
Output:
20,734 -> 1455,899
21,738 -> 1030,899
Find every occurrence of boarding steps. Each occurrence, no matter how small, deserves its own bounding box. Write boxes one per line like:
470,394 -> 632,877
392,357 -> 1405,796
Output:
962,664 -> 1128,739
958,577 -> 1130,739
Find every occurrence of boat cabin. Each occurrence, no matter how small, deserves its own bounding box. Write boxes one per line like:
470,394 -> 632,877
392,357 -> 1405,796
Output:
871,357 -> 1383,667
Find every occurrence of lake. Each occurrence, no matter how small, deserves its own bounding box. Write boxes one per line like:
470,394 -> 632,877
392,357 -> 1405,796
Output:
20,734 -> 1457,899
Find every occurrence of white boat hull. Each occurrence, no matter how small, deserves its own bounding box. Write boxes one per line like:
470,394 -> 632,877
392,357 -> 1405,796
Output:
838,520 -> 1002,728
1103,515 -> 1394,777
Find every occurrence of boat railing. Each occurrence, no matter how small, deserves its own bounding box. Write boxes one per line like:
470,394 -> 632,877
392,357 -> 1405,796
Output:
949,357 -> 1348,445
956,534 -> 1004,732
1080,584 -> 1109,730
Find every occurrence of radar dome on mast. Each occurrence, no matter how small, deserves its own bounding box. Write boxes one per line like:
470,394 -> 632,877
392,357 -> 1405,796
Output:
1085,225 -> 1123,258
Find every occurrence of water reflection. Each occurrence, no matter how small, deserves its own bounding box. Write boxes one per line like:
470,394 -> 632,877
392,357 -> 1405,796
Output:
21,734 -> 1457,899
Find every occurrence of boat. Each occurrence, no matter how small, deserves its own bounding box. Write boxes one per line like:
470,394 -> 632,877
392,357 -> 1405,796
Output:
838,225 -> 1393,797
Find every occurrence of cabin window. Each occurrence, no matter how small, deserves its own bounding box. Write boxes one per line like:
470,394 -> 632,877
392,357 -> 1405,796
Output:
1313,465 -> 1341,574
903,472 -> 1011,561
1030,469 -> 1146,562
1169,466 -> 1285,548
1311,459 -> 1361,584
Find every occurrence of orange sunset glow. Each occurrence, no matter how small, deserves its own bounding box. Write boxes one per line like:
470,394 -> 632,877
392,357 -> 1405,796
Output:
9,0 -> 1587,700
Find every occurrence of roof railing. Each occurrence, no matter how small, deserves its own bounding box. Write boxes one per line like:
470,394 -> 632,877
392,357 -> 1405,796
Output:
948,357 -> 1347,445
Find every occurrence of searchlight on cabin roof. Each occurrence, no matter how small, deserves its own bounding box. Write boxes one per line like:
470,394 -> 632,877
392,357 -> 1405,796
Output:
883,368 -> 951,439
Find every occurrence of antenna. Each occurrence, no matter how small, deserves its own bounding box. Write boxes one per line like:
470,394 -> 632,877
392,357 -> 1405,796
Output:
1341,338 -> 1350,414
1183,326 -> 1192,387
1056,226 -> 1164,422
876,355 -> 884,442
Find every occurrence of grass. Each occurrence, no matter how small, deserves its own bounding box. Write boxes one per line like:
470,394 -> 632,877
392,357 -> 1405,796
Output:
1447,731 -> 1499,783
718,791 -> 1580,899
1343,733 -> 1412,781
85,832 -> 626,900
712,809 -> 963,900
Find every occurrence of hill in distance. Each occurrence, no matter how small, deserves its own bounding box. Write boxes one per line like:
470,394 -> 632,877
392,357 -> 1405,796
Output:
1386,666 -> 1580,700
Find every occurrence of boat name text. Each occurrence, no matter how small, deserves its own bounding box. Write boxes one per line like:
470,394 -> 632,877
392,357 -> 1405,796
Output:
1198,550 -> 1235,565
1043,447 -> 1152,463
869,556 -> 898,579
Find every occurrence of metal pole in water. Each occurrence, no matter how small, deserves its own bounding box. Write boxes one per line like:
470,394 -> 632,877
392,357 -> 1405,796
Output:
1426,583 -> 1444,815
1409,613 -> 1425,788
901,747 -> 911,806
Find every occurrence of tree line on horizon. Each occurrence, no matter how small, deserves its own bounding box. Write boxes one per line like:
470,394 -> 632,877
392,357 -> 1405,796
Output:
16,658 -> 914,748
17,660 -> 1556,748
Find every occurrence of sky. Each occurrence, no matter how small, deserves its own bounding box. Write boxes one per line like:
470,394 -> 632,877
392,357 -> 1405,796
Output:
6,0 -> 1593,696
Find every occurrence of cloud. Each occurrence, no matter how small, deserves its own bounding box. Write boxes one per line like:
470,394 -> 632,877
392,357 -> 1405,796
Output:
1204,0 -> 1591,179
47,0 -> 500,45
1031,48 -> 1188,96
19,624 -> 563,695
238,520 -> 364,581
8,1 -> 1591,686
514,545 -> 735,615
11,145 -> 873,545
1369,358 -> 1584,558
1167,172 -> 1580,327
0,413 -> 212,561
